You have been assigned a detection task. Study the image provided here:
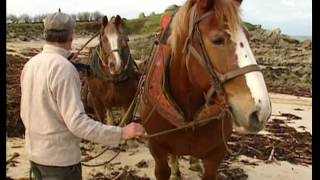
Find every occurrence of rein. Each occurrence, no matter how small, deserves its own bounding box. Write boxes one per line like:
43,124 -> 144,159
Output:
68,32 -> 100,61
141,109 -> 229,139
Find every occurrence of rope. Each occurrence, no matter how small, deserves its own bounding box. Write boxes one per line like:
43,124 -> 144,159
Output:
221,110 -> 243,157
141,110 -> 227,139
81,147 -> 112,163
81,150 -> 121,167
68,32 -> 100,61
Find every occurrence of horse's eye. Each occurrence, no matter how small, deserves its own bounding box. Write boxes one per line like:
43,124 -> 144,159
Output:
211,37 -> 225,46
102,37 -> 108,42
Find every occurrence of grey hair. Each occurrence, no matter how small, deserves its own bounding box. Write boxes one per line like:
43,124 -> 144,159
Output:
44,29 -> 72,43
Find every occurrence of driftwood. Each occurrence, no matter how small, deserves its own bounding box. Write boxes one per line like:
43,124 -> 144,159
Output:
6,152 -> 19,165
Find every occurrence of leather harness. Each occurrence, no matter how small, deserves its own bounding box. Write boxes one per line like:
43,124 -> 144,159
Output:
144,4 -> 261,127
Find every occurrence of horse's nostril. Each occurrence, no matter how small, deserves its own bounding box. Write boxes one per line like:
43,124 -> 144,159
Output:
109,62 -> 115,69
249,111 -> 260,129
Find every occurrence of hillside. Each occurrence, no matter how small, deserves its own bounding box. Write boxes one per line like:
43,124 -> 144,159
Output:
6,12 -> 259,40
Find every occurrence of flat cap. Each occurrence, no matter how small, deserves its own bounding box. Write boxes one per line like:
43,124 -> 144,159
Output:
44,12 -> 75,32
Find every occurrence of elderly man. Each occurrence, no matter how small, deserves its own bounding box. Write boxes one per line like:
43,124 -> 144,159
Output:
20,12 -> 145,179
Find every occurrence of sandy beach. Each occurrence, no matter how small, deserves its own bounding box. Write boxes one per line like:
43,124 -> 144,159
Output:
6,93 -> 312,180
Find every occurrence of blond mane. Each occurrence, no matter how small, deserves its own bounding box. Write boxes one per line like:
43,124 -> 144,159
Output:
168,0 -> 241,52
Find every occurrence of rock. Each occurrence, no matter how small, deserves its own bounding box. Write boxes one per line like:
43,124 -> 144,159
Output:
8,32 -> 17,38
126,140 -> 139,149
280,35 -> 300,44
292,66 -> 303,74
272,28 -> 282,35
165,4 -> 180,12
265,28 -> 281,44
279,39 -> 289,46
301,40 -> 312,48
256,24 -> 262,29
19,36 -> 30,42
249,35 -> 260,42
136,160 -> 149,168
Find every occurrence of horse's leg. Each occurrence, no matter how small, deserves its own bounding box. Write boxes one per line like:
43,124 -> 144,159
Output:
80,80 -> 89,111
169,155 -> 181,180
149,144 -> 171,180
89,93 -> 106,123
189,156 -> 204,174
86,91 -> 95,114
201,146 -> 226,180
106,109 -> 115,125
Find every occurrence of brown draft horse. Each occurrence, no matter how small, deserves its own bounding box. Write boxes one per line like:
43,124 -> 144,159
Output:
85,15 -> 139,125
140,0 -> 272,179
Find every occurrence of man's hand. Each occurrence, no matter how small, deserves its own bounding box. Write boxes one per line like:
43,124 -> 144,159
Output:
68,51 -> 80,60
121,122 -> 145,140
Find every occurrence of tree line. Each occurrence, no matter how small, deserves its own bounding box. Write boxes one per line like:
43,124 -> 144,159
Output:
6,11 -> 104,24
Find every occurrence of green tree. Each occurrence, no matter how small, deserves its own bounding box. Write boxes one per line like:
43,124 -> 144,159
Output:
77,12 -> 90,22
138,12 -> 145,19
19,14 -> 32,23
91,11 -> 103,22
7,14 -> 18,23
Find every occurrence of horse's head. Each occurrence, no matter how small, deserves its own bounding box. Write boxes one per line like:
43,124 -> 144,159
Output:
169,0 -> 271,133
99,15 -> 128,76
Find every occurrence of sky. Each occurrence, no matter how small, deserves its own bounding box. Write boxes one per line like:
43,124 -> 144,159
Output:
6,0 -> 312,36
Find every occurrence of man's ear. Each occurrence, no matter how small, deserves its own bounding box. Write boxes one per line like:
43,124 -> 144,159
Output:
234,0 -> 243,5
197,0 -> 214,10
66,33 -> 74,50
197,0 -> 242,10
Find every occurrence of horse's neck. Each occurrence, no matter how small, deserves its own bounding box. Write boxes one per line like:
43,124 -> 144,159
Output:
169,47 -> 204,121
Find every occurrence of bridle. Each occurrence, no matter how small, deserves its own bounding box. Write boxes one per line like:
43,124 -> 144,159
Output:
94,29 -> 133,81
183,5 -> 261,104
97,33 -> 126,67
98,29 -> 130,59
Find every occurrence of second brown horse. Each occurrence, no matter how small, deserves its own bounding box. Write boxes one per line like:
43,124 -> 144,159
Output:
85,15 -> 139,125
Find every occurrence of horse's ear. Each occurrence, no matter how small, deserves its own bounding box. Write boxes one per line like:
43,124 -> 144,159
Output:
197,0 -> 214,10
114,15 -> 122,27
234,0 -> 243,5
102,16 -> 108,27
197,0 -> 241,10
